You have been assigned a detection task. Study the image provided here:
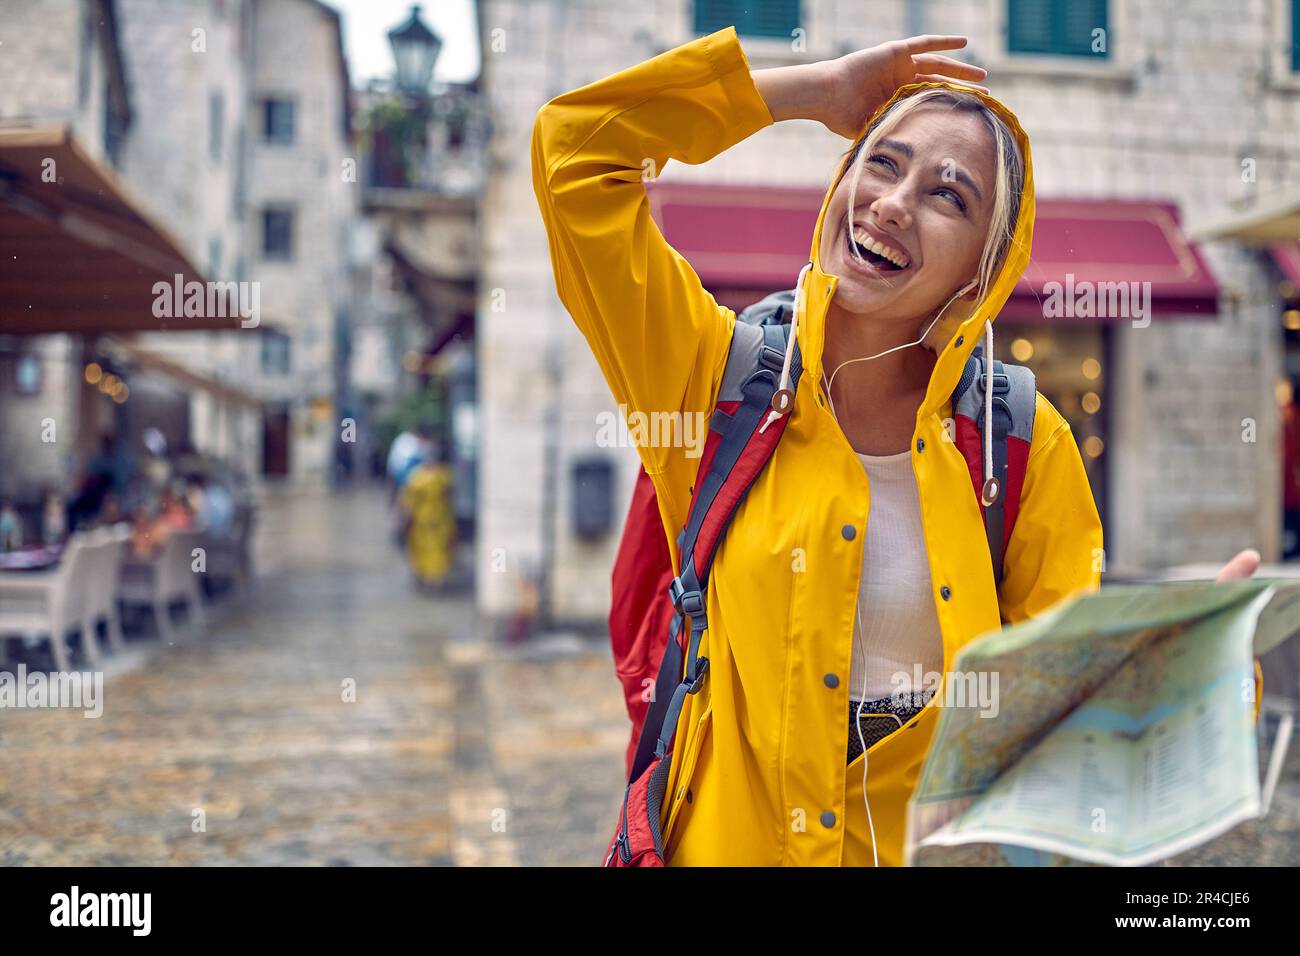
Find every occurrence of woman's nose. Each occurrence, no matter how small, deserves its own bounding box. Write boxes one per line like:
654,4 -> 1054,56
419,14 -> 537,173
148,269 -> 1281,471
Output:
869,188 -> 913,231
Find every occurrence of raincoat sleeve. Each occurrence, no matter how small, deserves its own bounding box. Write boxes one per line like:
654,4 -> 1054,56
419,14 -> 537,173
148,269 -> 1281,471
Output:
997,393 -> 1103,625
531,27 -> 775,513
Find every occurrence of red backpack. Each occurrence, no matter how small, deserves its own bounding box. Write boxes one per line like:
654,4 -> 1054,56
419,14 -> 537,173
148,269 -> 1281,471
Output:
603,287 -> 1037,866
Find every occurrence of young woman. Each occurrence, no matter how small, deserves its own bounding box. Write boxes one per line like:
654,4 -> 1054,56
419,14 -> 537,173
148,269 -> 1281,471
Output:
532,26 -> 1260,866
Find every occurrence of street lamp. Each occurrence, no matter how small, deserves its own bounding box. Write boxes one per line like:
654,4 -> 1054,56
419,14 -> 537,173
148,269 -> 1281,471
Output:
388,4 -> 442,97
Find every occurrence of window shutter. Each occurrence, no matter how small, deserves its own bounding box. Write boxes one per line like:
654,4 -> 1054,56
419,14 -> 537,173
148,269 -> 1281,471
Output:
1292,0 -> 1300,71
1008,0 -> 1109,59
694,0 -> 801,40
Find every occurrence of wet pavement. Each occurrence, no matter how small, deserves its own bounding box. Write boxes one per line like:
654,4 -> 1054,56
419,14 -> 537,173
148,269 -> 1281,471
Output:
0,485 -> 1296,866
0,486 -> 628,866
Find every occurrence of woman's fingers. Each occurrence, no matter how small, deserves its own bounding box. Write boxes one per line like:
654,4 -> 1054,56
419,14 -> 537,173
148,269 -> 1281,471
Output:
900,35 -> 969,54
1215,548 -> 1262,582
911,53 -> 988,81
912,73 -> 990,95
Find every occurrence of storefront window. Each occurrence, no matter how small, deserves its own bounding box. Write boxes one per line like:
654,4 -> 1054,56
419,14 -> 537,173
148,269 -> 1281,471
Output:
1281,298 -> 1300,558
1000,321 -> 1110,528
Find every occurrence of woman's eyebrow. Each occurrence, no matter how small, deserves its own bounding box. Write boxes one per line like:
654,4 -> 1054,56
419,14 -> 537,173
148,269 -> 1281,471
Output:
877,138 -> 913,158
947,166 -> 984,205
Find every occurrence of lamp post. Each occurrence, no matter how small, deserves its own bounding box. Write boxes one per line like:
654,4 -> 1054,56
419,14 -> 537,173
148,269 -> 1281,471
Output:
387,4 -> 442,99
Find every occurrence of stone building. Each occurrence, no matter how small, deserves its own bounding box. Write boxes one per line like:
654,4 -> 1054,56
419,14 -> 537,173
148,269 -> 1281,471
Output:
115,0 -> 360,485
0,0 -> 365,496
476,0 -> 1300,629
0,0 -> 137,490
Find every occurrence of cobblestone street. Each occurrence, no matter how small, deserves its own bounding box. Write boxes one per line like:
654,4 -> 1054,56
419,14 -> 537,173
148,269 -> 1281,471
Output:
1,487 -> 1297,866
0,487 -> 628,866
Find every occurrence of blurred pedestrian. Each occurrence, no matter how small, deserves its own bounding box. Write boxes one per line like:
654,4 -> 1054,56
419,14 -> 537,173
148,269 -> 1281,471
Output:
396,441 -> 455,588
41,488 -> 66,545
0,498 -> 23,551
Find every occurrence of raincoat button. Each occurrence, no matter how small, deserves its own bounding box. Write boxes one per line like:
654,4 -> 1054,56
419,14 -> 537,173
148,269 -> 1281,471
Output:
841,524 -> 856,541
820,811 -> 836,828
686,789 -> 693,803
941,585 -> 952,601
823,673 -> 839,688
955,335 -> 964,347
916,438 -> 926,453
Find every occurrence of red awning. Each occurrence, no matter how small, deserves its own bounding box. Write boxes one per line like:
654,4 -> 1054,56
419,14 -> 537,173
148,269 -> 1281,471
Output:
1269,242 -> 1300,290
1005,199 -> 1219,320
647,182 -> 821,312
649,184 -> 1220,320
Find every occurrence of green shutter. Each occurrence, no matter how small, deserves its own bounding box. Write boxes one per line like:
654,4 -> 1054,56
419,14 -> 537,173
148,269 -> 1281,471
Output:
694,0 -> 801,40
1008,0 -> 1109,59
1292,0 -> 1300,71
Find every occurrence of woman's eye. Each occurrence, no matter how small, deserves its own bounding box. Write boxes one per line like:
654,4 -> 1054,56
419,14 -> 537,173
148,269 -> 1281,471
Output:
866,153 -> 896,173
935,187 -> 967,212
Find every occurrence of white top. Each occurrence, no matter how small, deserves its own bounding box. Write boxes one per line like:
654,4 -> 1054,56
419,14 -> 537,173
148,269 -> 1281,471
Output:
848,449 -> 945,701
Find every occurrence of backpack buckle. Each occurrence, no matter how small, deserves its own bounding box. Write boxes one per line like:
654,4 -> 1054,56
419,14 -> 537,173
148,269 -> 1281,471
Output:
686,656 -> 710,693
976,395 -> 1013,431
978,372 -> 1010,395
759,344 -> 785,372
668,577 -> 705,617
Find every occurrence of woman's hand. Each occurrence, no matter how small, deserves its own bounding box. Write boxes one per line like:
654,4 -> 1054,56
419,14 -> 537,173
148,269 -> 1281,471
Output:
754,36 -> 988,140
1216,548 -> 1261,582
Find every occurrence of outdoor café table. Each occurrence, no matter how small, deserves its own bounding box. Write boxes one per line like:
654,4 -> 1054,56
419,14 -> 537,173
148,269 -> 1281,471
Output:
0,544 -> 63,572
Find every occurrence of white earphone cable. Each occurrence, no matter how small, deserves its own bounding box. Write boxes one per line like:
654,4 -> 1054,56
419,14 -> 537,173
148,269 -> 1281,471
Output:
821,275 -> 979,870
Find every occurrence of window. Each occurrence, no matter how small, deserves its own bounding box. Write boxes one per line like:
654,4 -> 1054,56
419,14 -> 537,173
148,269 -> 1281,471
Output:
207,236 -> 222,277
103,93 -> 128,168
694,0 -> 800,39
263,97 -> 295,145
14,353 -> 41,396
261,331 -> 291,375
1007,0 -> 1109,59
233,126 -> 247,217
1293,0 -> 1300,71
261,207 -> 294,260
209,91 -> 224,161
77,5 -> 94,107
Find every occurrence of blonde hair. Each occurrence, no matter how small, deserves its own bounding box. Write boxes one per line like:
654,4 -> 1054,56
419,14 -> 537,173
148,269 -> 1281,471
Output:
833,88 -> 1025,304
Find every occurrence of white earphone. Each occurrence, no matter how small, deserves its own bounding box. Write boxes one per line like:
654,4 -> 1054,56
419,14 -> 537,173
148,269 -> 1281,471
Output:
823,276 -> 979,399
823,273 -> 978,868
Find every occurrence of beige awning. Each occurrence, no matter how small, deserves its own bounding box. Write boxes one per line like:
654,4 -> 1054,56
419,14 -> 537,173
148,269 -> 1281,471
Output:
0,125 -> 244,334
1189,193 -> 1300,245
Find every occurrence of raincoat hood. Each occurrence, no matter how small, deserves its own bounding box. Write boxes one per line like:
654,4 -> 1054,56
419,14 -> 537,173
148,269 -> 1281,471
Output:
794,82 -> 1036,419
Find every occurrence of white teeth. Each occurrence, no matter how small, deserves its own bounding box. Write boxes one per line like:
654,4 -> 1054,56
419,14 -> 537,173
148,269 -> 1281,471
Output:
850,226 -> 909,268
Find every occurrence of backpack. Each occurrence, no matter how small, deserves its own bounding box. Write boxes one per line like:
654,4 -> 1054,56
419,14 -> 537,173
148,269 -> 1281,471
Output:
602,288 -> 1036,866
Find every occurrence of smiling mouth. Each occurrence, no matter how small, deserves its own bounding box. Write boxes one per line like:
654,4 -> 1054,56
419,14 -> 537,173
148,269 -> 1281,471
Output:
844,228 -> 910,275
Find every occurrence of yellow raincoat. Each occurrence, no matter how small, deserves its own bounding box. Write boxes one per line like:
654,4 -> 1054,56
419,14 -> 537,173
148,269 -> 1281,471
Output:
400,463 -> 455,585
533,26 -> 1104,866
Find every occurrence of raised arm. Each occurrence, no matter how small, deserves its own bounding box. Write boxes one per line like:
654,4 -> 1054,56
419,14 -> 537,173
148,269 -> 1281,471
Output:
531,26 -> 773,493
532,27 -> 987,522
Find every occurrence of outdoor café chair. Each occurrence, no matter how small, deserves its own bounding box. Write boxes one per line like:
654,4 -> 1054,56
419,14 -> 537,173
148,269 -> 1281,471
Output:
117,529 -> 205,643
89,524 -> 131,655
0,531 -> 97,672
